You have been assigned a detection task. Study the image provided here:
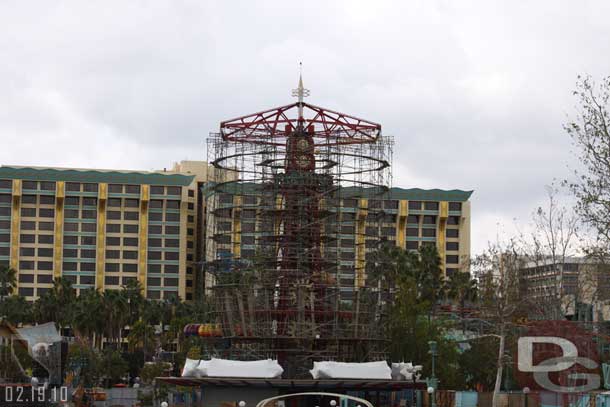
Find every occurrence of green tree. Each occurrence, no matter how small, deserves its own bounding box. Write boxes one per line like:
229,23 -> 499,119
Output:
0,265 -> 17,300
102,289 -> 128,346
71,289 -> 104,347
127,320 -> 156,355
34,277 -> 76,330
66,341 -> 101,388
0,295 -> 33,324
99,349 -> 128,385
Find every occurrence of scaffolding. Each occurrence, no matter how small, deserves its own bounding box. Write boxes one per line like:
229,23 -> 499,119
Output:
201,83 -> 393,378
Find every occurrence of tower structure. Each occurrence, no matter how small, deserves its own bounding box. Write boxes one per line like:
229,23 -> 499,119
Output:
203,75 -> 393,377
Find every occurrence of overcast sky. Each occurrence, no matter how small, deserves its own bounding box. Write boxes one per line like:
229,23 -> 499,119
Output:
1,1 -> 609,254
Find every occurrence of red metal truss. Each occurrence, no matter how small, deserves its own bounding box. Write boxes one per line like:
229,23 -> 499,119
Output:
220,102 -> 381,146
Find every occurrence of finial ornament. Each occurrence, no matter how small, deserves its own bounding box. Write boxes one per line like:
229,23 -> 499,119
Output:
292,62 -> 310,119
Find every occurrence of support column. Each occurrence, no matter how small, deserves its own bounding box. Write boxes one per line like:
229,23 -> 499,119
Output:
96,183 -> 107,290
355,198 -> 368,288
232,195 -> 242,258
438,201 -> 448,277
53,181 -> 65,279
10,180 -> 21,291
138,185 -> 149,293
395,200 -> 408,249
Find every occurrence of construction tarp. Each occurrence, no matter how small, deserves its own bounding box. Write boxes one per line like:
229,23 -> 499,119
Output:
310,361 -> 392,380
182,358 -> 283,379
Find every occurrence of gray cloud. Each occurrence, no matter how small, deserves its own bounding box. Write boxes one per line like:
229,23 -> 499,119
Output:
1,0 -> 608,253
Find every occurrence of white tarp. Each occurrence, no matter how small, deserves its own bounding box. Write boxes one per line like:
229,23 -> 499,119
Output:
310,361 -> 392,380
181,358 -> 283,378
391,362 -> 422,381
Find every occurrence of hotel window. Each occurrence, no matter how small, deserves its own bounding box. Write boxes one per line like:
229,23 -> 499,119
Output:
165,239 -> 179,248
18,288 -> 34,297
39,234 -> 54,245
165,212 -> 179,222
149,212 -> 162,221
383,200 -> 398,209
166,226 -> 179,234
122,276 -> 137,285
22,195 -> 36,204
65,196 -> 79,205
424,202 -> 439,210
20,247 -> 35,256
167,187 -> 181,196
0,234 -> 9,244
106,224 -> 120,233
446,241 -> 459,251
164,278 -> 178,287
0,180 -> 12,189
446,255 -> 459,264
123,250 -> 138,260
20,234 -> 35,243
105,276 -> 120,286
66,182 -> 80,192
446,229 -> 459,238
81,210 -> 96,219
149,225 -> 162,234
107,211 -> 121,220
105,263 -> 120,272
81,263 -> 95,272
37,274 -> 53,283
382,227 -> 396,236
166,200 -> 180,210
188,189 -> 194,198
148,251 -> 162,260
187,202 -> 194,210
407,215 -> 419,224
123,237 -> 138,246
124,224 -> 138,233
39,222 -> 54,231
406,241 -> 419,250
149,238 -> 162,247
422,228 -> 436,237
449,202 -> 462,211
123,264 -> 137,273
106,250 -> 120,259
408,201 -> 421,210
39,208 -> 55,218
21,208 -> 36,217
83,197 -> 97,206
109,184 -> 123,193
124,212 -> 139,221
150,186 -> 164,195
106,237 -> 120,246
40,181 -> 56,191
82,223 -> 96,232
38,261 -> 53,270
125,185 -> 140,194
19,261 -> 34,270
147,277 -> 161,286
0,194 -> 11,203
422,215 -> 436,224
63,262 -> 77,271
165,252 -> 179,261
40,195 -> 55,205
63,249 -> 78,258
82,183 -> 98,192
22,181 -> 37,190
108,198 -> 121,207
187,215 -> 194,223
125,199 -> 139,208
81,236 -> 96,245
447,216 -> 460,225
37,248 -> 53,257
148,264 -> 161,273
165,264 -> 179,273
65,210 -> 79,219
406,228 -> 418,237
0,207 -> 9,216
21,221 -> 35,230
80,276 -> 95,285
150,199 -> 163,208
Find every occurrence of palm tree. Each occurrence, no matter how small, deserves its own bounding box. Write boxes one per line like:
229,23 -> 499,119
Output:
0,295 -> 32,324
127,320 -> 155,355
121,280 -> 144,326
0,265 -> 17,300
72,289 -> 104,346
34,277 -> 76,330
445,271 -> 478,327
102,290 -> 128,347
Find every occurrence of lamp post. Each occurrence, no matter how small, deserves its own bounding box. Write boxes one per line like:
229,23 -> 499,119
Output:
523,387 -> 530,407
427,341 -> 438,407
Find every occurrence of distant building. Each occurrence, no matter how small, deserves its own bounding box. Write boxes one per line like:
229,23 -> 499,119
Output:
204,187 -> 473,292
0,162 -> 209,302
519,257 -> 610,322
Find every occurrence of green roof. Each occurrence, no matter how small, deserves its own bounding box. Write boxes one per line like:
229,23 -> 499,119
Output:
0,166 -> 195,186
202,182 -> 473,202
388,187 -> 473,202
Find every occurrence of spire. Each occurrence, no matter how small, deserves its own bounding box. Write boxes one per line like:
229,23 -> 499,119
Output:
291,62 -> 310,120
